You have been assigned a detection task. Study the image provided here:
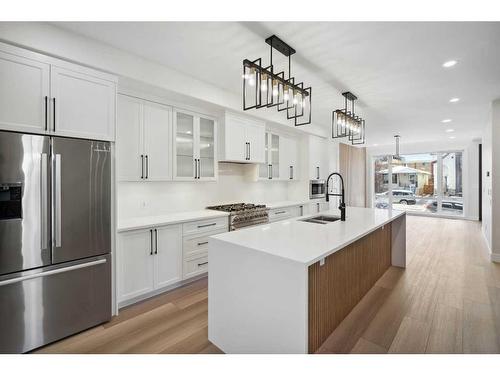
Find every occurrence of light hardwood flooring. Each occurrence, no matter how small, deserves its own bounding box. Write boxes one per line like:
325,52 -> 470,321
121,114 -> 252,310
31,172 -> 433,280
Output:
35,215 -> 500,354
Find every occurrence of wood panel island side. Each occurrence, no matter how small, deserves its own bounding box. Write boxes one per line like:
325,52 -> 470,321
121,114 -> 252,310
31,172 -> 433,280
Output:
208,207 -> 406,354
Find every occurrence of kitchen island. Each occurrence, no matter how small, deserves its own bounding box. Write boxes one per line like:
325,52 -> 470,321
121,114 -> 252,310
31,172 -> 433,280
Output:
208,206 -> 406,354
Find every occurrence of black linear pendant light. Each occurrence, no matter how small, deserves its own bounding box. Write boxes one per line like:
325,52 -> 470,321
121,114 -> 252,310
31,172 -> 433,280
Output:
242,35 -> 312,126
332,91 -> 365,145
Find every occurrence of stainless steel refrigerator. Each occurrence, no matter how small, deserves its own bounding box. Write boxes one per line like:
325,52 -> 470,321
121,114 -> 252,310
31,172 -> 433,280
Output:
0,131 -> 111,353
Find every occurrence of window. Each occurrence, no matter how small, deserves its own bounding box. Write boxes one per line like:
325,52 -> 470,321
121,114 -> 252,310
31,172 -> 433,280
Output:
373,151 -> 464,217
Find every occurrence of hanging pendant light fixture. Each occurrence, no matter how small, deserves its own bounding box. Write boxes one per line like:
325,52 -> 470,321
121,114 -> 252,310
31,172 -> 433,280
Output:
393,135 -> 402,161
332,91 -> 365,145
242,35 -> 312,126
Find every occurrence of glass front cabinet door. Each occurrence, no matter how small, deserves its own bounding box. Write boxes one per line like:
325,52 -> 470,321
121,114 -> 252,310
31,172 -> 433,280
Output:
173,109 -> 217,181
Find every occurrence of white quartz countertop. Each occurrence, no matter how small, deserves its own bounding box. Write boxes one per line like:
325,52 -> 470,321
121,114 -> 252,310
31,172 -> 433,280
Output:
117,210 -> 229,232
210,207 -> 405,266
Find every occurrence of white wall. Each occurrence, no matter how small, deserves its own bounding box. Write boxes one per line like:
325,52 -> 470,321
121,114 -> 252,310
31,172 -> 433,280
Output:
366,138 -> 480,221
118,163 -> 298,219
483,99 -> 500,261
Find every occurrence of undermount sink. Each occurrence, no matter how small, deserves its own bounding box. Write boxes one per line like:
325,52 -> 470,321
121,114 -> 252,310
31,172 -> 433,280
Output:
300,215 -> 341,224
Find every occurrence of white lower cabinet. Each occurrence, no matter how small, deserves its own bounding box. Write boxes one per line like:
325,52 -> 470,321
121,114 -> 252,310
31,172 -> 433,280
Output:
118,217 -> 228,306
117,229 -> 156,303
268,205 -> 303,222
307,201 -> 330,214
118,224 -> 182,305
155,225 -> 183,289
182,220 -> 228,279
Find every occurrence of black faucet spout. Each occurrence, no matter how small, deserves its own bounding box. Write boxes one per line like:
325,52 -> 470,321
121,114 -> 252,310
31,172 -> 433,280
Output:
326,172 -> 346,221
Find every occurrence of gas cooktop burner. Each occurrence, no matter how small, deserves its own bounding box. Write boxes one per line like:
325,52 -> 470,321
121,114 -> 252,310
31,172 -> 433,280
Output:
206,203 -> 267,212
207,203 -> 269,230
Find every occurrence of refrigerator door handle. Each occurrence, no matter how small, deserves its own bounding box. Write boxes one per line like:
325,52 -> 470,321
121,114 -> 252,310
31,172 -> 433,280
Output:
54,154 -> 62,248
0,258 -> 107,287
41,153 -> 49,250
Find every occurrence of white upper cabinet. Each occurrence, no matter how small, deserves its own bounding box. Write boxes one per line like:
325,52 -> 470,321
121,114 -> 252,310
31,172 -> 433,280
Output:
259,132 -> 280,180
173,109 -> 217,181
309,135 -> 329,180
116,94 -> 172,181
50,66 -> 116,141
219,112 -> 265,163
280,136 -> 299,181
0,50 -> 50,134
0,43 -> 117,141
143,101 -> 173,181
117,95 -> 143,181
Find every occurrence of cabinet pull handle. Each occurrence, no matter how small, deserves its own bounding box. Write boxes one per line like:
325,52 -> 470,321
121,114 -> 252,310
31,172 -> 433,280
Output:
154,229 -> 158,254
52,97 -> 56,132
274,211 -> 286,215
248,142 -> 251,160
198,158 -> 201,179
44,96 -> 48,131
150,229 -> 153,255
316,166 -> 320,179
268,164 -> 272,179
197,241 -> 209,246
197,261 -> 208,267
290,166 -> 293,180
197,222 -> 216,228
194,159 -> 198,179
145,155 -> 149,179
140,155 -> 144,179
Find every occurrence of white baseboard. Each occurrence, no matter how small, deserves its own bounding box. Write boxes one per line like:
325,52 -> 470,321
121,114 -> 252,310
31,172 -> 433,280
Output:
491,252 -> 500,263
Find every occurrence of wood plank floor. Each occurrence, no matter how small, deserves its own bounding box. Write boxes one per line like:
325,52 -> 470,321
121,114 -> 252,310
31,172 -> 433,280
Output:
35,215 -> 500,354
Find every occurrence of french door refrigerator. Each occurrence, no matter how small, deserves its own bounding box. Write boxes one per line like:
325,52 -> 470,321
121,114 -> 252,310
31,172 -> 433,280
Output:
0,131 -> 111,353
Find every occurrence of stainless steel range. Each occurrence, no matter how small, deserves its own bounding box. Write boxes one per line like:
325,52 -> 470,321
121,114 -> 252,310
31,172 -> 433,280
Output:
207,203 -> 269,231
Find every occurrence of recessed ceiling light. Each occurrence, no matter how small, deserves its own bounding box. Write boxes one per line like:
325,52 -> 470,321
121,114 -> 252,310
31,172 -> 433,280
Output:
449,98 -> 460,103
449,136 -> 456,139
445,128 -> 455,133
441,119 -> 452,123
442,60 -> 457,68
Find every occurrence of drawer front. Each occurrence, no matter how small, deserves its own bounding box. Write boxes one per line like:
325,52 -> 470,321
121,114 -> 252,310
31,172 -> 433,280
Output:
183,229 -> 226,259
183,255 -> 208,279
269,206 -> 302,222
183,216 -> 228,236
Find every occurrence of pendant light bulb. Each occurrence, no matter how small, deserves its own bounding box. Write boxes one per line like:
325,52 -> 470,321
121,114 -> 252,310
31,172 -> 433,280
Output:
248,68 -> 256,86
272,80 -> 279,97
283,85 -> 290,101
293,91 -> 299,105
260,73 -> 268,92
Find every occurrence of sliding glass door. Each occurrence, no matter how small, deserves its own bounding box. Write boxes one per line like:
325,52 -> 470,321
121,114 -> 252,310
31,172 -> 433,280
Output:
373,151 -> 464,217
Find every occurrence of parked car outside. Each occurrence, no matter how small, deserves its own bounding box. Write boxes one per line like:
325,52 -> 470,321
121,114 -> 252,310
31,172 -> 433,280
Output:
425,200 -> 463,213
375,190 -> 417,206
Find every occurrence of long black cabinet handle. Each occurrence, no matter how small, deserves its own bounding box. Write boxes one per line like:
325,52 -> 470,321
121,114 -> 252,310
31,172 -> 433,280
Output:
197,261 -> 208,267
316,166 -> 320,179
140,155 -> 144,179
194,159 -> 198,179
154,229 -> 158,254
145,155 -> 149,179
245,142 -> 249,160
197,241 -> 209,246
44,96 -> 48,131
197,222 -> 217,228
150,229 -> 153,255
290,166 -> 293,180
198,158 -> 201,179
52,98 -> 56,131
248,142 -> 251,160
274,211 -> 286,215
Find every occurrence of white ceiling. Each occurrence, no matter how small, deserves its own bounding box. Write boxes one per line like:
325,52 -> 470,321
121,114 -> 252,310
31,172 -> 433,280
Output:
54,21 -> 500,145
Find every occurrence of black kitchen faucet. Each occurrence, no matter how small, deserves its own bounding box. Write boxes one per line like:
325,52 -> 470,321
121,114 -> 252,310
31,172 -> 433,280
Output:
326,172 -> 346,221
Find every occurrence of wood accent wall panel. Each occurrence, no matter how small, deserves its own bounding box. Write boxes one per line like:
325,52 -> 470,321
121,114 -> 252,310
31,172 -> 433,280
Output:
308,224 -> 392,353
339,142 -> 367,208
